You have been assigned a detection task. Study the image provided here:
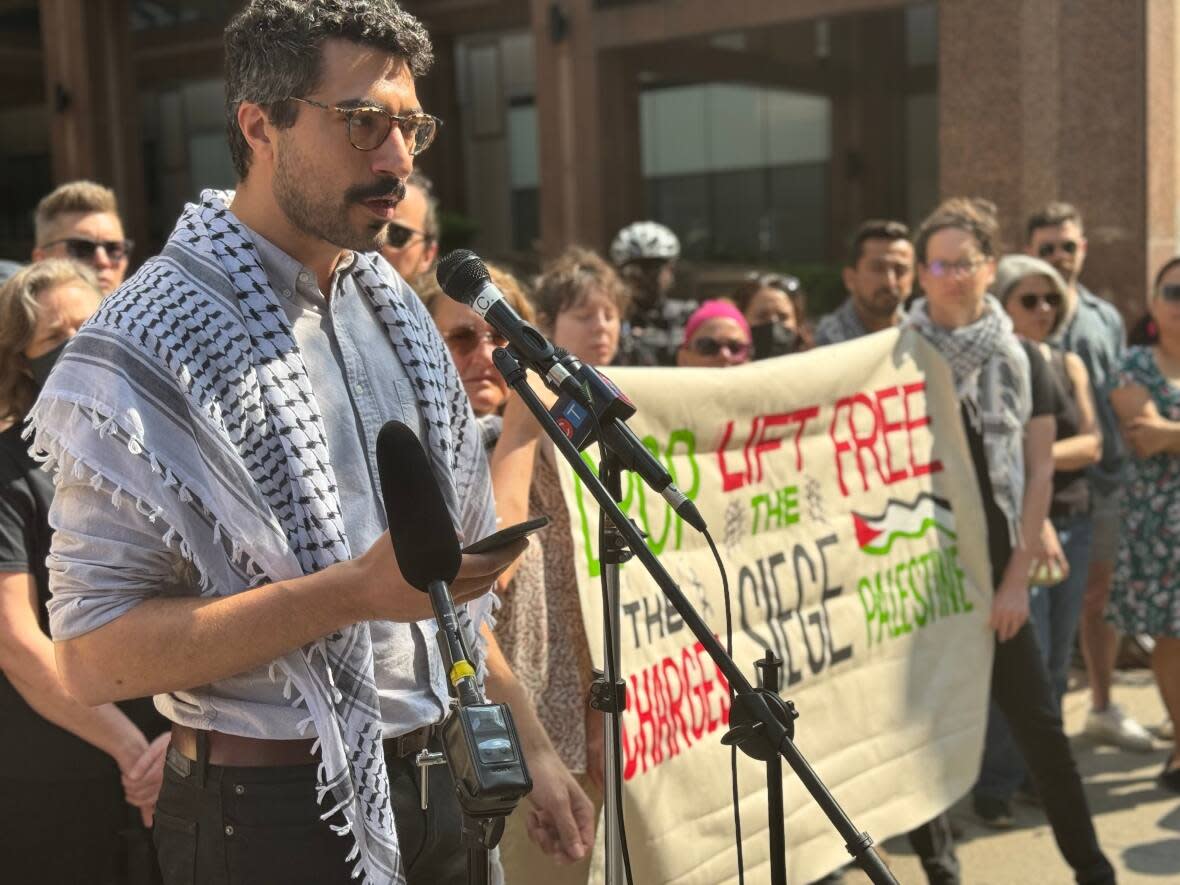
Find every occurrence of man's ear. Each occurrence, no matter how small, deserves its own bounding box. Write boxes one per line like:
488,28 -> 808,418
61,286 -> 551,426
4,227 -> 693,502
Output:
237,102 -> 275,168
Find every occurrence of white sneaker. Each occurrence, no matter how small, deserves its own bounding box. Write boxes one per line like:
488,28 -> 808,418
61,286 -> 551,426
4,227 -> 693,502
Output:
1084,704 -> 1155,752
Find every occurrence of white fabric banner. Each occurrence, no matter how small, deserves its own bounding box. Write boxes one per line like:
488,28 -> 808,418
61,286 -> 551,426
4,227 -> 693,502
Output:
556,328 -> 995,884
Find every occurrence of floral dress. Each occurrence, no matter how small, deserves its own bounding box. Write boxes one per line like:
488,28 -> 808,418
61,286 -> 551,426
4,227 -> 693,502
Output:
1108,346 -> 1180,638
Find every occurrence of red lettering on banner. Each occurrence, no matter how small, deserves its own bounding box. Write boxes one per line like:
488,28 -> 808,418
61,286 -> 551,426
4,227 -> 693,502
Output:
622,640 -> 732,780
716,420 -> 746,492
715,408 -> 820,492
830,382 -> 944,496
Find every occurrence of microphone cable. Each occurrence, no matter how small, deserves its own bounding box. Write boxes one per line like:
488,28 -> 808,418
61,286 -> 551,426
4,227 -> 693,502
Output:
704,527 -> 745,885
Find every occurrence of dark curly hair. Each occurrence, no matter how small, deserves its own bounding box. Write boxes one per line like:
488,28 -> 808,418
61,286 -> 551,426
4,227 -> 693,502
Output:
224,0 -> 433,180
914,197 -> 1001,264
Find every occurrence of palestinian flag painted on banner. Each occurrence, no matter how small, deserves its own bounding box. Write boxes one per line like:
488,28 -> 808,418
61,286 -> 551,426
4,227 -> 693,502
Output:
851,493 -> 956,556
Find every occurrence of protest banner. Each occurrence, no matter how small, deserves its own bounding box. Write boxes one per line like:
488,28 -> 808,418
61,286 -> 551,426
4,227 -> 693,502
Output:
557,328 -> 994,884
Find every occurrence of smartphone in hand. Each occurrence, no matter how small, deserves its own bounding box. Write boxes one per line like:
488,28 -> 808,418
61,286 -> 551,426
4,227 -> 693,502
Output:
461,516 -> 550,554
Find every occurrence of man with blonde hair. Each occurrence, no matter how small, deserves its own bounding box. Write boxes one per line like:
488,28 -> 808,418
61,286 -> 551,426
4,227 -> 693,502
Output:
31,180 -> 132,294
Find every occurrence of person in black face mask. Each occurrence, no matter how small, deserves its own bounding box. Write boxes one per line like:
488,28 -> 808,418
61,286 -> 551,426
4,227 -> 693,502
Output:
729,273 -> 811,360
0,259 -> 169,885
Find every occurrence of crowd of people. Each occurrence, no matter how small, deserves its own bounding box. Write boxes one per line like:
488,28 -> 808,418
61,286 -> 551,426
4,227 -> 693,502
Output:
0,2 -> 1176,885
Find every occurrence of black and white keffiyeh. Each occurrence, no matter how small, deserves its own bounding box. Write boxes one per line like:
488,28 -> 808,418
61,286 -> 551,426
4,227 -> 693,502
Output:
26,190 -> 490,884
903,294 -> 1032,544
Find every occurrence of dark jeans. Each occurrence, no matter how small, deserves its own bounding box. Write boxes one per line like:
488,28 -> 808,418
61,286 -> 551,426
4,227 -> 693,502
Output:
0,773 -> 159,885
906,813 -> 959,885
153,736 -> 467,885
990,622 -> 1113,884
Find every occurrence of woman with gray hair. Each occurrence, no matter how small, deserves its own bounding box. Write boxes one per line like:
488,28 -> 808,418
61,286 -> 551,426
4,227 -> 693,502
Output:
973,254 -> 1104,824
0,260 -> 168,883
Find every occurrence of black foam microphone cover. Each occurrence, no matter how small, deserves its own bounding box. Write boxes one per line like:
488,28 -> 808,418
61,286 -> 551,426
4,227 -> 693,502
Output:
376,420 -> 462,592
436,249 -> 488,306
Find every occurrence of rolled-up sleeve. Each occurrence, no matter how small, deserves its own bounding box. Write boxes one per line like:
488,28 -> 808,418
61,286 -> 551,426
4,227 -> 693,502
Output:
47,474 -> 188,641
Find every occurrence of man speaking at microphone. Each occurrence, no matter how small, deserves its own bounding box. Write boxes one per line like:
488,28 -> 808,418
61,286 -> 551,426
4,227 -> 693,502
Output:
27,2 -> 593,883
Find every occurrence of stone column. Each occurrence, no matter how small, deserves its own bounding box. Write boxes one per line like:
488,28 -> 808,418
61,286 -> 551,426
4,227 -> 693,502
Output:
531,0 -> 608,256
938,0 -> 1176,320
38,0 -> 147,250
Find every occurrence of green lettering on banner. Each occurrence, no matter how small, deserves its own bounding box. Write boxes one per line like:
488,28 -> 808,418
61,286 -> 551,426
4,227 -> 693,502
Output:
856,545 -> 974,647
571,429 -> 701,577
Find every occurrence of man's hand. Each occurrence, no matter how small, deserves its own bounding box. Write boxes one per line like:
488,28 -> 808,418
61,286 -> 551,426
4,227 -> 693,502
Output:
523,746 -> 596,864
121,731 -> 171,826
990,573 -> 1030,643
350,531 -> 528,623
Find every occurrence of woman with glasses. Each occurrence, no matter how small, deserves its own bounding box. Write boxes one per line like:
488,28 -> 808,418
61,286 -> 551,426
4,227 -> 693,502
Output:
972,254 -> 1104,825
903,198 -> 1114,884
0,260 -> 168,884
1108,256 -> 1180,792
488,248 -> 630,885
676,300 -> 753,368
414,261 -> 528,421
729,273 -> 811,359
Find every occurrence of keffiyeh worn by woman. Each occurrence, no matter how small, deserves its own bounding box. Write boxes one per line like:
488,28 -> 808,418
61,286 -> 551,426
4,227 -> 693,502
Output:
904,293 -> 1032,545
25,190 -> 492,885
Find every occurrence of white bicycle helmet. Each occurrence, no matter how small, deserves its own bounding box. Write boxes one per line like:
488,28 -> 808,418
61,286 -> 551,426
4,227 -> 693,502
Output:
609,221 -> 680,266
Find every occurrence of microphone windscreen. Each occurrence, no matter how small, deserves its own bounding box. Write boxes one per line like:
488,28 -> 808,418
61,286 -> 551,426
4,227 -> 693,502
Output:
436,250 -> 490,306
376,420 -> 462,592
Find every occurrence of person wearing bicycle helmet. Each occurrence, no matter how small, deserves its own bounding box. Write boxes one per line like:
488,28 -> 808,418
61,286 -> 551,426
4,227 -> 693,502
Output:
609,220 -> 694,366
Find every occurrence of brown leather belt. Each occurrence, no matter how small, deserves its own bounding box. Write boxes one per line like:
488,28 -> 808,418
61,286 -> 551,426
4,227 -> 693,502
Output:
171,721 -> 437,767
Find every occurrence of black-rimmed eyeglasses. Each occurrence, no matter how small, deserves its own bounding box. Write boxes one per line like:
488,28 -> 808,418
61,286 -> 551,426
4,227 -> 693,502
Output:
288,97 -> 441,156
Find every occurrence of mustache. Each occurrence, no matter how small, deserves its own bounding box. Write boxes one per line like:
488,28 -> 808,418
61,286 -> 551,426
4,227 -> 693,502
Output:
348,178 -> 406,203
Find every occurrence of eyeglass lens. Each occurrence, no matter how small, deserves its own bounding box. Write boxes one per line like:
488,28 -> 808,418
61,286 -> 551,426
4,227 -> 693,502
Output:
694,337 -> 749,357
1038,240 -> 1078,258
1018,293 -> 1062,310
348,109 -> 437,155
65,238 -> 131,261
445,327 -> 507,355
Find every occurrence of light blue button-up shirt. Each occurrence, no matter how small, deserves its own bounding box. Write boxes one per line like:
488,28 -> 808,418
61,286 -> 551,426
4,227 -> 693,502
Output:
46,223 -> 496,739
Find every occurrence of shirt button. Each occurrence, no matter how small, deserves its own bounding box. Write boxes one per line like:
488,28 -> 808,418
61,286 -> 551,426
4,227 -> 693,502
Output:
282,288 -> 292,298
234,784 -> 246,795
299,272 -> 310,283
224,825 -> 235,836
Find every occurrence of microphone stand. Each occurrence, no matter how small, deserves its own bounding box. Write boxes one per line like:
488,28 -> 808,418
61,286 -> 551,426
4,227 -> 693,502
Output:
492,347 -> 898,885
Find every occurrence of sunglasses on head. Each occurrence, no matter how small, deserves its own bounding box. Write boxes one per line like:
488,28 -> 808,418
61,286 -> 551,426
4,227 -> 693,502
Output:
1160,284 -> 1180,302
1017,292 -> 1063,311
442,325 -> 507,356
386,222 -> 432,249
1037,240 -> 1079,258
42,236 -> 133,262
689,336 -> 750,359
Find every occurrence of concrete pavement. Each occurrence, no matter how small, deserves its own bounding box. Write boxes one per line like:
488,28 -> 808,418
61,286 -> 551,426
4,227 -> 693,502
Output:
848,668 -> 1177,885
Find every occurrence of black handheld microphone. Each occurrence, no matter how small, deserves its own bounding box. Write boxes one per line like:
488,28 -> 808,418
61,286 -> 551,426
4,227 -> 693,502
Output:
377,420 -> 481,706
437,250 -> 583,399
376,421 -> 532,821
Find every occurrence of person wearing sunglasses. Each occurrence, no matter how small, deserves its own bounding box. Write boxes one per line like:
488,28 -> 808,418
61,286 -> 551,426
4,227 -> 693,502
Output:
30,180 -> 131,295
28,4 -> 593,884
1107,255 -> 1180,793
903,198 -> 1115,885
972,254 -> 1104,826
380,169 -> 439,285
729,273 -> 810,359
415,261 -> 532,420
1026,203 -> 1153,755
675,300 -> 752,368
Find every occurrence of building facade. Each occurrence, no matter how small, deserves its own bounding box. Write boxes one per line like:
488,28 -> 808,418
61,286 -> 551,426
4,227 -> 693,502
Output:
1,0 -> 1176,317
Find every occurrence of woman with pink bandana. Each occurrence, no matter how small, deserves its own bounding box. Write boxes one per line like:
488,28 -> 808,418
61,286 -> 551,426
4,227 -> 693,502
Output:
676,300 -> 753,368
